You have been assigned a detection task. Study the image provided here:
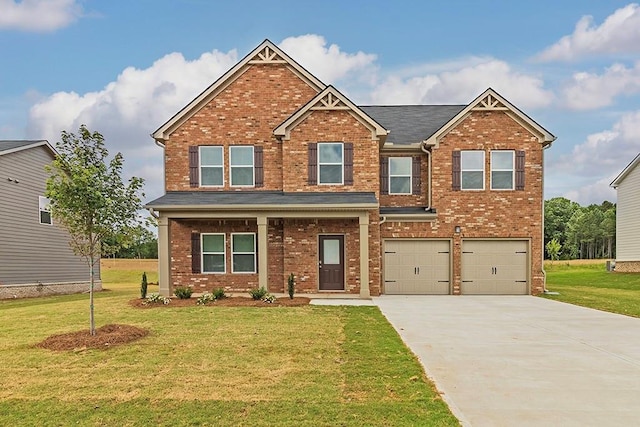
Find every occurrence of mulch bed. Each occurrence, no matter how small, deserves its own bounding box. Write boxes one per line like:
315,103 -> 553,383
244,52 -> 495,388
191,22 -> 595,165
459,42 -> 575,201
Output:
129,296 -> 310,308
36,324 -> 149,351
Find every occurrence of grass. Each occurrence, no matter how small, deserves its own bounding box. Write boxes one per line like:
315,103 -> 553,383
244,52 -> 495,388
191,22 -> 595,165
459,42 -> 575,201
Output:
0,260 -> 457,426
542,259 -> 640,318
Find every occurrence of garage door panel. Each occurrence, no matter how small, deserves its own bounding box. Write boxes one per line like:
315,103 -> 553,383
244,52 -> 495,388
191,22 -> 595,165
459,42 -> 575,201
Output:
461,240 -> 528,295
384,240 -> 450,295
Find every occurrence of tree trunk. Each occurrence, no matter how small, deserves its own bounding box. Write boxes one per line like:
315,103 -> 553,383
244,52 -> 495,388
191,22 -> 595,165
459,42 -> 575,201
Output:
89,254 -> 95,336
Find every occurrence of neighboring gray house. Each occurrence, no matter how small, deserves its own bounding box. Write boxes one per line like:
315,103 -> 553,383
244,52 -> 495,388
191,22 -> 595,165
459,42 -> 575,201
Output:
610,153 -> 640,273
0,140 -> 100,298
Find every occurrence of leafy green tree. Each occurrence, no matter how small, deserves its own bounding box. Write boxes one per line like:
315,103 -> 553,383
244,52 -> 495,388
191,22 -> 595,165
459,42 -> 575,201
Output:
545,238 -> 561,264
46,125 -> 145,335
544,197 -> 579,258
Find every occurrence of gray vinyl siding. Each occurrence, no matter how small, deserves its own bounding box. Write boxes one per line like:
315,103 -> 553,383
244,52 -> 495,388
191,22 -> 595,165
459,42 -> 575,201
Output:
0,146 -> 97,285
616,163 -> 640,261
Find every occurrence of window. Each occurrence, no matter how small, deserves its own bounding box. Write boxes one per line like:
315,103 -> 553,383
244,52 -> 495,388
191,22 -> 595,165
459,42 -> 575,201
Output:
389,157 -> 412,194
232,233 -> 256,273
230,146 -> 254,186
202,234 -> 225,273
200,146 -> 223,186
461,151 -> 485,190
491,151 -> 515,190
39,196 -> 52,225
318,143 -> 343,185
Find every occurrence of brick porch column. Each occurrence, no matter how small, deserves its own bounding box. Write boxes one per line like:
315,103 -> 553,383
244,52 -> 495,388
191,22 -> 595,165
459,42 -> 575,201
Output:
359,212 -> 370,298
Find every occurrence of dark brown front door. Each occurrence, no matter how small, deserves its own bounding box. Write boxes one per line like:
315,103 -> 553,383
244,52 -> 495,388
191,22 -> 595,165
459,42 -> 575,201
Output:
319,235 -> 345,290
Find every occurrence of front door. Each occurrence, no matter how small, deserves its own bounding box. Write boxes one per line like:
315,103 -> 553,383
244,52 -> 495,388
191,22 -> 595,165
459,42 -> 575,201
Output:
319,235 -> 345,290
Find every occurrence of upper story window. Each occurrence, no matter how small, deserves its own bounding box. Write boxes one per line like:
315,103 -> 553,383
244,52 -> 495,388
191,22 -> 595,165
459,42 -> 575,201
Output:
200,146 -> 223,186
491,151 -> 514,190
461,150 -> 485,190
39,196 -> 52,225
202,233 -> 225,273
318,143 -> 343,185
229,146 -> 254,187
389,157 -> 412,194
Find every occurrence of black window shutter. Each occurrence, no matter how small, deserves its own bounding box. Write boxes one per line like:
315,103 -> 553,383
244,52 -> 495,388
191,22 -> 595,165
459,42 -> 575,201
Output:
189,146 -> 199,188
308,143 -> 317,185
412,156 -> 421,195
380,157 -> 389,195
452,151 -> 461,191
254,146 -> 264,187
344,143 -> 353,185
515,150 -> 525,190
191,233 -> 201,274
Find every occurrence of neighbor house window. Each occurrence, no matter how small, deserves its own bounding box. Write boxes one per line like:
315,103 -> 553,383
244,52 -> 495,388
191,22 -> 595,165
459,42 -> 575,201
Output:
491,150 -> 515,190
231,233 -> 256,273
461,150 -> 485,190
229,146 -> 254,186
318,143 -> 343,184
200,146 -> 223,186
201,233 -> 225,273
39,196 -> 52,225
389,157 -> 412,194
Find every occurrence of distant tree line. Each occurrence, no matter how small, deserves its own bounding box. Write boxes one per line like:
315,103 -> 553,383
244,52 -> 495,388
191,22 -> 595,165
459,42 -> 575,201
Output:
102,225 -> 158,259
544,197 -> 616,260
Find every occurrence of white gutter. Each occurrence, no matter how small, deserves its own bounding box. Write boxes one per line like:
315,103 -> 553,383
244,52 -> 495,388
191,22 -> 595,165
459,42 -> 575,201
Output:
420,142 -> 432,211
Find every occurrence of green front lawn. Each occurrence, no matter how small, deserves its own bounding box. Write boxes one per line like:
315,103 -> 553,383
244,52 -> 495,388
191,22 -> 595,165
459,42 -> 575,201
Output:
542,261 -> 640,317
0,269 -> 457,426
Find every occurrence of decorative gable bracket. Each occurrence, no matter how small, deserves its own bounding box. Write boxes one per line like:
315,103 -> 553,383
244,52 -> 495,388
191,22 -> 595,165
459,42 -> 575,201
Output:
248,45 -> 286,64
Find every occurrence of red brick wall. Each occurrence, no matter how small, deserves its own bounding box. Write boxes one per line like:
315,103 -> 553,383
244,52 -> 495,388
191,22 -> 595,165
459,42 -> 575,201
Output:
381,110 -> 545,295
164,63 -> 319,192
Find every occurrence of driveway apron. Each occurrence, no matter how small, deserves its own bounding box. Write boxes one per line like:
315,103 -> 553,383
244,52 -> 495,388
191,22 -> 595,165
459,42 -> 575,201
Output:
374,296 -> 640,427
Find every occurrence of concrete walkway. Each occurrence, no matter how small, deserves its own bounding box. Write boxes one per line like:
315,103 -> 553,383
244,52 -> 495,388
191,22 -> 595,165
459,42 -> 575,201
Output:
374,296 -> 640,427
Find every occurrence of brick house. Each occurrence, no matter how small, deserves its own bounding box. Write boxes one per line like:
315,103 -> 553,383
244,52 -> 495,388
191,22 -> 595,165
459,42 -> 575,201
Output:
146,40 -> 555,297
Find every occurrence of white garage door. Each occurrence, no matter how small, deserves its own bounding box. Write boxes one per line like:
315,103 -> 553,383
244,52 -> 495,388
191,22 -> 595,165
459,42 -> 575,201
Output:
384,240 -> 450,294
461,240 -> 528,295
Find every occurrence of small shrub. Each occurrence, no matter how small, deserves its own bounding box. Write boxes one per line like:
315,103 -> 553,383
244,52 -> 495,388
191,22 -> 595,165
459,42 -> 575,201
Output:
174,286 -> 193,299
287,273 -> 295,299
262,293 -> 276,303
212,287 -> 227,299
146,293 -> 170,305
197,293 -> 216,306
248,287 -> 268,300
140,272 -> 148,299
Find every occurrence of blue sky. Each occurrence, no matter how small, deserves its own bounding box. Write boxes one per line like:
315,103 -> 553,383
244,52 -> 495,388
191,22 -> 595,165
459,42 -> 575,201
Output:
1,0 -> 639,205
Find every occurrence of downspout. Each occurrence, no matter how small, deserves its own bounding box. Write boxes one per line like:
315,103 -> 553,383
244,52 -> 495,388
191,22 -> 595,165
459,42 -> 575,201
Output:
541,141 -> 553,293
420,142 -> 432,211
147,208 -> 159,219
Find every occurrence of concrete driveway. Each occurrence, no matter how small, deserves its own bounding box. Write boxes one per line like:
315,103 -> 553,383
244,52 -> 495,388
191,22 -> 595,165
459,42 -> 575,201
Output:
374,296 -> 640,427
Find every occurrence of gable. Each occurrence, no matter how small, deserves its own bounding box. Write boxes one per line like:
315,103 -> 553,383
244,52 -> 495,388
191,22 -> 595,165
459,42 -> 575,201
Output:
423,88 -> 556,148
152,40 -> 326,144
611,153 -> 640,188
274,86 -> 388,142
0,140 -> 56,157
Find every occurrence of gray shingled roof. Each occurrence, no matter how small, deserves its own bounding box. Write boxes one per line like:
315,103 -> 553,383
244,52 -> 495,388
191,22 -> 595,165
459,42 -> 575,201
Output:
380,207 -> 436,215
0,140 -> 48,153
146,191 -> 378,208
360,105 -> 465,145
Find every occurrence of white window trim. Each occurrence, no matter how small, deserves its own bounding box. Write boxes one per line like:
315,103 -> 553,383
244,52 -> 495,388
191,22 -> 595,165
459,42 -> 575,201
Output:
229,146 -> 255,187
318,142 -> 344,185
388,157 -> 412,195
490,150 -> 515,191
461,150 -> 485,191
201,233 -> 226,274
39,196 -> 52,225
199,146 -> 224,188
231,232 -> 256,274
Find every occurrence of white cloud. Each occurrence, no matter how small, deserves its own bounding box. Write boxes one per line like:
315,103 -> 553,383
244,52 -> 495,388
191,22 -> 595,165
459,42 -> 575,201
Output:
278,34 -> 377,84
369,59 -> 552,110
548,110 -> 640,204
0,0 -> 82,32
27,49 -> 239,201
536,3 -> 640,61
561,61 -> 640,110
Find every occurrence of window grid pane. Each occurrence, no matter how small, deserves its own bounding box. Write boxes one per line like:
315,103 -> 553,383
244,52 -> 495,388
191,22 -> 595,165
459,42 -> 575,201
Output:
389,157 -> 412,194
491,151 -> 514,190
318,143 -> 343,184
201,146 -> 223,166
461,151 -> 485,190
202,234 -> 225,273
230,146 -> 254,186
232,234 -> 256,273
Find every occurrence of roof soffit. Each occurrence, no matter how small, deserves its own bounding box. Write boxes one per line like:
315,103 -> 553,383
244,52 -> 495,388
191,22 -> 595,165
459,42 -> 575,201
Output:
274,86 -> 389,142
152,39 -> 327,143
423,88 -> 556,148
